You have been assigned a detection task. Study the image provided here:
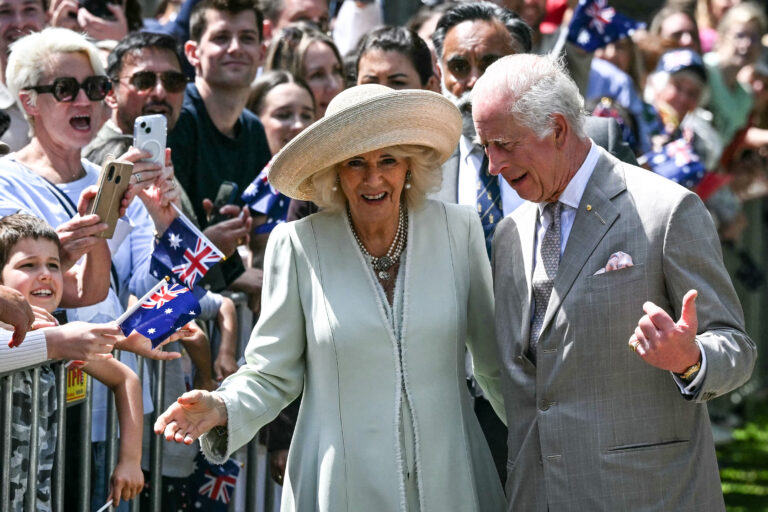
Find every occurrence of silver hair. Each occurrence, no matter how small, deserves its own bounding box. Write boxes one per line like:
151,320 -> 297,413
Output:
6,28 -> 105,127
311,144 -> 444,212
474,54 -> 586,140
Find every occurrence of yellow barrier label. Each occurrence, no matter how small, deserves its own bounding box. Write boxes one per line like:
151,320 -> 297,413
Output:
66,367 -> 87,404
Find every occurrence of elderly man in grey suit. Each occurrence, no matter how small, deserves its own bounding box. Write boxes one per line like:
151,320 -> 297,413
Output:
474,53 -> 756,511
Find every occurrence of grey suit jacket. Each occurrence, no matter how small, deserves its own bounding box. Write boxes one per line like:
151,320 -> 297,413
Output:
434,117 -> 637,205
492,147 -> 756,511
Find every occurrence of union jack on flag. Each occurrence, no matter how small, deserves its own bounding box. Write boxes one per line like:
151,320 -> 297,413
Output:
190,452 -> 241,512
567,0 -> 645,52
117,280 -> 201,347
641,137 -> 707,190
241,159 -> 290,234
150,214 -> 224,289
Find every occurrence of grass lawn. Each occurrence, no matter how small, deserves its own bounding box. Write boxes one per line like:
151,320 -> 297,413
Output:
718,409 -> 768,511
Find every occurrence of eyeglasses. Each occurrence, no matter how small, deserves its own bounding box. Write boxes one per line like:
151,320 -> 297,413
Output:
26,76 -> 112,102
121,70 -> 188,93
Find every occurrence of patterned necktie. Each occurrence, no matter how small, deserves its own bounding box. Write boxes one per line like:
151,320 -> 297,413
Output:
475,154 -> 503,259
528,201 -> 562,364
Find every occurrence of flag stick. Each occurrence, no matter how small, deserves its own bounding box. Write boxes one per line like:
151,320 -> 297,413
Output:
115,277 -> 169,326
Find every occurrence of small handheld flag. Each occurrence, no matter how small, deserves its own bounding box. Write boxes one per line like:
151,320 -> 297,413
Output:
117,278 -> 201,347
241,162 -> 290,234
640,137 -> 707,189
151,209 -> 224,289
566,0 -> 645,52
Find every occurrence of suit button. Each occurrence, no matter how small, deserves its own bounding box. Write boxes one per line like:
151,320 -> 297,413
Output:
539,399 -> 550,411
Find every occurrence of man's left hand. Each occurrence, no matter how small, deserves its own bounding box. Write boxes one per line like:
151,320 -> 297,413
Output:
629,289 -> 701,373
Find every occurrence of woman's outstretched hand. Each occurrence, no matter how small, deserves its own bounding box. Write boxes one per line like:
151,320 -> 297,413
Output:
154,389 -> 227,445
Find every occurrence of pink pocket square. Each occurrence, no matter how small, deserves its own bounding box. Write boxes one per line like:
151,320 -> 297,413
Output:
594,251 -> 634,275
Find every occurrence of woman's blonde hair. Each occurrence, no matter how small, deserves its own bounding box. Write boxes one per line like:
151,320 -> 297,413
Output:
6,27 -> 105,127
311,144 -> 444,212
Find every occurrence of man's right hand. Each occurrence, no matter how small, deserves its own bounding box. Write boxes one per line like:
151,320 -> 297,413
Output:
0,285 -> 34,347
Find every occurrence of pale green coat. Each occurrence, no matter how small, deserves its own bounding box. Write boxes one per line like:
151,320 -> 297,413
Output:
201,200 -> 506,511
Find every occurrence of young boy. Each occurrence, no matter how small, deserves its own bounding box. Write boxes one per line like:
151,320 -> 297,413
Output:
0,213 -> 144,510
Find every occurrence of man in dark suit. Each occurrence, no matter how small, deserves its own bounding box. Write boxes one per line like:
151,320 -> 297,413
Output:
475,53 -> 755,512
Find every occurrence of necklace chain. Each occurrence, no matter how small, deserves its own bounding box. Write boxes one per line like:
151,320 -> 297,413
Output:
348,205 -> 408,281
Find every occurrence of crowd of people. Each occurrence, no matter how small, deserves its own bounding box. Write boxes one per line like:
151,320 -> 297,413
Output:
0,0 -> 764,511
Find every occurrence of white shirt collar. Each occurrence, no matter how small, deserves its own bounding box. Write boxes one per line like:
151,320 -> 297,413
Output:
459,134 -> 483,163
538,141 -> 599,213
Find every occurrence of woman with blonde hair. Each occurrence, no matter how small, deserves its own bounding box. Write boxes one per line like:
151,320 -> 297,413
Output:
155,84 -> 506,511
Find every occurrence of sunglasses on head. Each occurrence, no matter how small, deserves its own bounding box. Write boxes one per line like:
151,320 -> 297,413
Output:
26,76 -> 112,102
123,70 -> 188,93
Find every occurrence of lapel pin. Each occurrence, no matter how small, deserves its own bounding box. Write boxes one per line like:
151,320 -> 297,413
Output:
586,204 -> 592,211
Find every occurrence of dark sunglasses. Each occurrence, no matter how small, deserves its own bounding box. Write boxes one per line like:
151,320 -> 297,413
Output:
26,76 -> 111,102
122,70 -> 188,93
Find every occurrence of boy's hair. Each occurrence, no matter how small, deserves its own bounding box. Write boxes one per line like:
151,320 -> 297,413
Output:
0,213 -> 62,272
189,0 -> 264,43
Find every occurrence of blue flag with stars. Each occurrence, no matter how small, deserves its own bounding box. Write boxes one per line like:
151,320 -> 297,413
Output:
567,0 -> 645,52
189,452 -> 240,511
642,137 -> 707,189
151,215 -> 224,289
241,162 -> 290,234
118,281 -> 201,347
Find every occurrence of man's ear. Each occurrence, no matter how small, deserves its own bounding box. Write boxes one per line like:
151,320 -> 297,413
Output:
184,40 -> 199,68
104,88 -> 118,109
552,113 -> 568,148
262,18 -> 272,42
18,91 -> 38,117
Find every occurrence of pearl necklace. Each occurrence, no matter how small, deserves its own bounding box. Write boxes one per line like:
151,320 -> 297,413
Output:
348,205 -> 408,281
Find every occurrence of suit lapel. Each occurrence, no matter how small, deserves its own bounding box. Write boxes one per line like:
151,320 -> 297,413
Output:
514,203 -> 538,341
540,150 -> 627,334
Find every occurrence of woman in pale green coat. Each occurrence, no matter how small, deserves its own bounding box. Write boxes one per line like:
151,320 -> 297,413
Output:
155,84 -> 507,511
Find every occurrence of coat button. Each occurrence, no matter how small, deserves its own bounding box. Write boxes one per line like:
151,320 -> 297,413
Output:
539,399 -> 550,411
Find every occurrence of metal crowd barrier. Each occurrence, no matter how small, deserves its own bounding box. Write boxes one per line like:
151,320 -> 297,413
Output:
0,291 -> 281,512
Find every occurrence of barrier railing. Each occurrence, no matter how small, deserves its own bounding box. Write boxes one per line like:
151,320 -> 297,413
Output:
0,291 -> 282,512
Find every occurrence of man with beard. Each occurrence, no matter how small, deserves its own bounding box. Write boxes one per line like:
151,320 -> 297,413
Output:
430,1 -> 532,484
432,1 -> 532,257
83,31 -> 251,271
0,0 -> 47,150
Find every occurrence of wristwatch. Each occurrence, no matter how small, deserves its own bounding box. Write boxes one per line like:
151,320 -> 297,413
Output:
676,359 -> 702,381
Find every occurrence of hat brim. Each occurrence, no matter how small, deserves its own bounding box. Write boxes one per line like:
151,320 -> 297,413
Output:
268,88 -> 462,201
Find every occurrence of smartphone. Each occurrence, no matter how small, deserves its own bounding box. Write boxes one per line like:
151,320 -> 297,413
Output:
209,181 -> 239,225
78,0 -> 117,19
88,160 -> 133,239
133,114 -> 167,167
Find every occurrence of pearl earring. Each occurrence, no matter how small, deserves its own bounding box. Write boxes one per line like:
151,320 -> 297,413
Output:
332,174 -> 339,192
405,170 -> 412,190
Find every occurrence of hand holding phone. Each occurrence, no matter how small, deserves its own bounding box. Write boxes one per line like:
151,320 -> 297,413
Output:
209,181 -> 239,226
88,160 -> 133,238
133,114 -> 167,167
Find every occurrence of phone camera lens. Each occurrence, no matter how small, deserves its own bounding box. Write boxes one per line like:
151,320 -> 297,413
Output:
145,127 -> 151,133
140,121 -> 146,128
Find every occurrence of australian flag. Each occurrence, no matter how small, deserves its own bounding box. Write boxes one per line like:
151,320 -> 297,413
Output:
189,452 -> 241,512
642,137 -> 707,189
118,280 -> 201,347
242,160 -> 290,234
567,0 -> 645,52
151,214 -> 224,289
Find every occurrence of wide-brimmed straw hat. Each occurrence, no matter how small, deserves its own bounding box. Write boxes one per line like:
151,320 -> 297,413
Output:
268,84 -> 462,201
